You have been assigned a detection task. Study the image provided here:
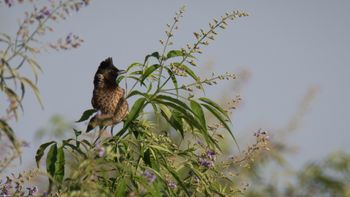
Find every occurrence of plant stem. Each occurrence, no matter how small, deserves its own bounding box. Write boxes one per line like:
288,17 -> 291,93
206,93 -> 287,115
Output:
6,2 -> 64,63
157,17 -> 178,89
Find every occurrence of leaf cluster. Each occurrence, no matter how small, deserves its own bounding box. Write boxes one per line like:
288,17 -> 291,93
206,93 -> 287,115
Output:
35,7 -> 250,196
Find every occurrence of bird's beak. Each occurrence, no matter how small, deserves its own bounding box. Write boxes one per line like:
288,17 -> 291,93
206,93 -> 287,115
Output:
117,70 -> 126,75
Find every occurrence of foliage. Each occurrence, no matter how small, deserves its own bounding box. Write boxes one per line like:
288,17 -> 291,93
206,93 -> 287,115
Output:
0,0 -> 90,172
33,6 -> 257,196
245,151 -> 350,197
2,2 -> 349,197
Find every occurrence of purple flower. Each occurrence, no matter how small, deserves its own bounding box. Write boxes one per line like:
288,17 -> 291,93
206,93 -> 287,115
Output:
4,0 -> 14,7
35,14 -> 44,20
198,158 -> 213,168
206,150 -> 216,161
65,33 -> 73,44
14,182 -> 22,192
98,147 -> 105,157
143,170 -> 156,183
1,181 -> 11,195
35,7 -> 51,20
21,141 -> 30,147
42,10 -> 51,17
253,130 -> 261,137
82,0 -> 90,6
27,186 -> 38,196
197,140 -> 204,146
166,180 -> 177,189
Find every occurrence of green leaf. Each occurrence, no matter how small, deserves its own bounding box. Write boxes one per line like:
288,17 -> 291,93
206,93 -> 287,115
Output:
0,119 -> 20,152
143,149 -> 152,167
144,52 -> 160,65
20,77 -> 44,109
117,97 -> 147,137
62,141 -> 87,158
46,144 -> 58,178
180,64 -> 198,80
156,96 -> 219,148
147,81 -> 153,93
148,149 -> 160,171
159,104 -> 184,137
116,75 -> 125,85
20,82 -> 25,101
129,70 -> 143,76
127,90 -> 148,99
35,141 -> 56,168
155,100 -> 213,146
171,63 -> 203,91
162,164 -> 190,196
165,67 -> 179,96
201,103 -> 238,149
26,57 -> 42,83
140,64 -> 161,85
166,50 -> 195,60
199,97 -> 230,120
0,33 -> 12,42
126,62 -> 143,72
81,139 -> 93,149
54,146 -> 65,183
156,100 -> 199,129
156,94 -> 192,112
73,129 -> 82,137
190,100 -> 206,127
115,178 -> 127,197
76,109 -> 97,122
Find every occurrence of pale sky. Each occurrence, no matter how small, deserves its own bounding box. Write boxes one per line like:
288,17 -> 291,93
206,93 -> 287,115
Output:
1,1 -> 350,173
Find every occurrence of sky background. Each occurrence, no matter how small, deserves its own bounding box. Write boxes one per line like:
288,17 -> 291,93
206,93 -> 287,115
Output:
1,1 -> 350,176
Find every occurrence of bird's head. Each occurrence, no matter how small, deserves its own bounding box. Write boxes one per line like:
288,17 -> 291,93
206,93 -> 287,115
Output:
96,57 -> 126,85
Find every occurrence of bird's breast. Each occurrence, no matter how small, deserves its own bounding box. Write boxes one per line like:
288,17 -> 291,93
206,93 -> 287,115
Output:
92,86 -> 125,114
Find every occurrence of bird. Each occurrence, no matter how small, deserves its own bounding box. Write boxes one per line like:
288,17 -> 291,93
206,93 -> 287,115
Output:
86,57 -> 128,133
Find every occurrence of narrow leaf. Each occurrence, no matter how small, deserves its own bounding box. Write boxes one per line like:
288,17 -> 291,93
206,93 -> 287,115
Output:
127,90 -> 147,99
63,141 -> 87,158
201,103 -> 238,149
73,129 -> 82,137
159,104 -> 184,137
126,62 -> 143,71
115,178 -> 127,197
156,94 -> 192,112
0,119 -> 20,152
46,144 -> 58,177
116,75 -> 125,85
35,141 -> 56,168
199,97 -> 230,120
76,109 -> 97,122
166,50 -> 195,59
190,100 -> 206,127
20,77 -> 44,109
165,67 -> 178,96
117,97 -> 147,137
54,146 -> 65,183
162,164 -> 190,196
144,52 -> 160,65
140,64 -> 161,85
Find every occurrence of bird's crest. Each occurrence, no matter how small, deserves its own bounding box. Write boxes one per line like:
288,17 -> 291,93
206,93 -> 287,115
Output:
99,57 -> 114,69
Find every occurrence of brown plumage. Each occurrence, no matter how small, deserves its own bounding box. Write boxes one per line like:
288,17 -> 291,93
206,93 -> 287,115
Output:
87,57 -> 128,132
